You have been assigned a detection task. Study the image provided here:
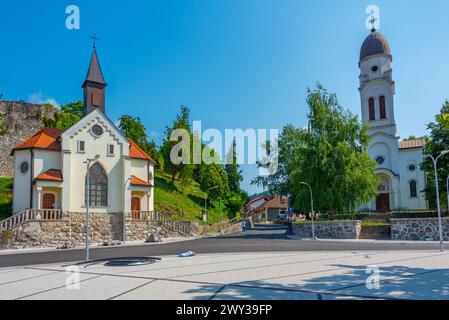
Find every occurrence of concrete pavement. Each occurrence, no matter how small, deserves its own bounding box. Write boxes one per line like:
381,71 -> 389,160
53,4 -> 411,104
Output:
1,250 -> 449,300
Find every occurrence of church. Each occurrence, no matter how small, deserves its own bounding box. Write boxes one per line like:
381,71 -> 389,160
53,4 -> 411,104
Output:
358,27 -> 428,211
11,47 -> 155,215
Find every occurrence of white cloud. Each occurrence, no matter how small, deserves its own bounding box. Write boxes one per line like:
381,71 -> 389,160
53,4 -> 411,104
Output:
27,91 -> 61,108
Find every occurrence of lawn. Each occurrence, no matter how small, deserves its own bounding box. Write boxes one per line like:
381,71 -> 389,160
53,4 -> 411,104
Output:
154,171 -> 229,224
0,177 -> 13,221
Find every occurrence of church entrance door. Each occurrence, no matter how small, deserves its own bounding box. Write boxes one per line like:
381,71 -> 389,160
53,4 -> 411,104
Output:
131,197 -> 141,219
376,193 -> 390,211
43,193 -> 56,209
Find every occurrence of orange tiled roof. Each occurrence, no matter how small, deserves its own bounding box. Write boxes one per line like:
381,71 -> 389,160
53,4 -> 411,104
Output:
11,128 -> 63,155
131,175 -> 152,187
128,139 -> 155,163
35,169 -> 63,182
398,139 -> 427,150
247,196 -> 288,214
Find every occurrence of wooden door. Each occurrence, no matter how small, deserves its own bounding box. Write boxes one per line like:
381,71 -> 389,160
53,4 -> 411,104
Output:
131,197 -> 141,219
376,193 -> 390,211
43,193 -> 55,209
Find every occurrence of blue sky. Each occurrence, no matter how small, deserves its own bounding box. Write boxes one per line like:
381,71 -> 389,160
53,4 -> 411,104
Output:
1,0 -> 449,194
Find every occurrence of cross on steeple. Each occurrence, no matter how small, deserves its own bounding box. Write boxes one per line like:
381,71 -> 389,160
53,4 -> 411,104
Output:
370,16 -> 377,32
89,34 -> 100,48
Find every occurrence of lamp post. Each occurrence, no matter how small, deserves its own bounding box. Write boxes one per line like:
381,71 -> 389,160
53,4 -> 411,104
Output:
204,186 -> 218,237
83,155 -> 100,262
299,182 -> 316,239
123,176 -> 133,245
425,150 -> 449,252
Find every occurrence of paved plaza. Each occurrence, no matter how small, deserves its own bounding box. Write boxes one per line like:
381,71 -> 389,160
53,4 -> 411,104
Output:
1,250 -> 448,300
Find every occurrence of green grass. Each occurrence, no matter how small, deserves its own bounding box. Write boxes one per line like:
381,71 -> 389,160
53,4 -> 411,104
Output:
154,172 -> 230,224
0,177 -> 13,221
361,221 -> 391,227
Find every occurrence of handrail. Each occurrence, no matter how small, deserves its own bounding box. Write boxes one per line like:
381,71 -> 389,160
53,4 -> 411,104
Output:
206,217 -> 243,234
0,209 -> 64,232
129,211 -> 191,236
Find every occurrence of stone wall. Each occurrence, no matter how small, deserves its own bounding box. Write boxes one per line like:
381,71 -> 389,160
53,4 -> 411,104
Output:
391,218 -> 449,241
359,225 -> 391,240
0,101 -> 56,177
0,212 -> 195,249
292,220 -> 362,239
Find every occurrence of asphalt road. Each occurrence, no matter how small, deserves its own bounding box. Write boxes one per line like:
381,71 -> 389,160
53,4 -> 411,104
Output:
0,224 -> 445,268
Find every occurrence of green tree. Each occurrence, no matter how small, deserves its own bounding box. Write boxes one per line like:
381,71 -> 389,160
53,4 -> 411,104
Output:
421,101 -> 449,209
42,101 -> 82,130
0,112 -> 8,136
160,106 -> 194,184
253,84 -> 378,218
225,139 -> 244,193
118,115 -> 161,164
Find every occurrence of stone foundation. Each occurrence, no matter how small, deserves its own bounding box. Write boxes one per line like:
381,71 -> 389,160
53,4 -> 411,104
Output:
292,220 -> 362,239
391,218 -> 449,241
0,212 -> 195,249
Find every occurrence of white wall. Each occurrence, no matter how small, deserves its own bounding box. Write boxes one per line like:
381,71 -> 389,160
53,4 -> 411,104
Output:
12,151 -> 31,214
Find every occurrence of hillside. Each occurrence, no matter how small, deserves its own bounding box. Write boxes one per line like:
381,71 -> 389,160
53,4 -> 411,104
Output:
0,174 -> 232,224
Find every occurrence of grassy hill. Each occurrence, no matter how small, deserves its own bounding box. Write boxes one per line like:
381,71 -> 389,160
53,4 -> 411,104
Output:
0,174 -> 230,224
0,177 -> 13,221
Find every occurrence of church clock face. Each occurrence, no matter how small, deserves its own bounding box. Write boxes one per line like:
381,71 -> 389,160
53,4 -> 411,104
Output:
91,124 -> 104,137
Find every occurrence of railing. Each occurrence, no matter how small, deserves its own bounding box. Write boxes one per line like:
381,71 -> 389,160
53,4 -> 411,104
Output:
129,211 -> 191,236
0,209 -> 64,232
206,217 -> 243,234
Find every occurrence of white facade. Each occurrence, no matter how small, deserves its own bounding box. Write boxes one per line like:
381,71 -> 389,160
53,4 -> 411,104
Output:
12,110 -> 155,214
358,30 -> 428,211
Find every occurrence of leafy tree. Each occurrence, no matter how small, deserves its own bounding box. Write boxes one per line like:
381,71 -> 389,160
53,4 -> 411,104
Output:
253,84 -> 378,218
118,115 -> 161,164
42,101 -> 82,130
421,101 -> 449,208
403,135 -> 430,142
160,106 -> 194,184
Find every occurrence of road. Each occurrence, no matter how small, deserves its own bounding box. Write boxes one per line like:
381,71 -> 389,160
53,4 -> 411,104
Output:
0,224 -> 445,268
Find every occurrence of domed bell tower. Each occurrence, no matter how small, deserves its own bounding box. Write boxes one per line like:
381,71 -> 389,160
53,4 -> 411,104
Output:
359,28 -> 396,137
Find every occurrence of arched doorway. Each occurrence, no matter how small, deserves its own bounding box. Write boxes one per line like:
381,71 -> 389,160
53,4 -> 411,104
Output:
42,193 -> 56,209
376,175 -> 391,211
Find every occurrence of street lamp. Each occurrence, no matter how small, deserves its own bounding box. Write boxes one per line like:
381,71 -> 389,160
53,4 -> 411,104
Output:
83,155 -> 100,262
299,182 -> 316,239
425,150 -> 449,252
204,186 -> 218,237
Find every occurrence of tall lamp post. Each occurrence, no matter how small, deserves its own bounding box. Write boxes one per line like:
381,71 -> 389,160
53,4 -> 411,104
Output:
299,182 -> 316,239
204,186 -> 218,237
425,150 -> 449,252
83,155 -> 100,262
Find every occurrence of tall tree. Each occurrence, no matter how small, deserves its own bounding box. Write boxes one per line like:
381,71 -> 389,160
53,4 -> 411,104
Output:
225,139 -> 244,193
421,101 -> 449,208
160,106 -> 194,184
253,84 -> 378,217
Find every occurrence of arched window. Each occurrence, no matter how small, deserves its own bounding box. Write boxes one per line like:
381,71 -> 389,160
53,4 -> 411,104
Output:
379,96 -> 387,119
85,162 -> 108,207
409,180 -> 417,198
369,98 -> 376,121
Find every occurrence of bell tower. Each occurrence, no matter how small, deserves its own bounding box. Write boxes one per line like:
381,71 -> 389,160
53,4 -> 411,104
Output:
359,28 -> 396,137
82,45 -> 107,117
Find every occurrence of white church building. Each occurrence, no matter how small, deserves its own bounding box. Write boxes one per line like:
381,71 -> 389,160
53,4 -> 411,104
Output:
358,27 -> 428,211
11,47 -> 156,215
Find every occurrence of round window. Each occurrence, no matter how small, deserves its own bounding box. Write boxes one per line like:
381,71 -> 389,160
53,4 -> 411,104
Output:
376,156 -> 385,165
91,125 -> 104,137
20,161 -> 29,173
408,164 -> 416,171
371,65 -> 379,72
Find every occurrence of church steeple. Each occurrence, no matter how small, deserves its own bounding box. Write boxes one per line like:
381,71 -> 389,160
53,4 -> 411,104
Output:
82,46 -> 107,117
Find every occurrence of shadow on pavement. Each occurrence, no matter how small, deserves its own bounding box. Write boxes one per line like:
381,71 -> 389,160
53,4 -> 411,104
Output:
183,264 -> 449,300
